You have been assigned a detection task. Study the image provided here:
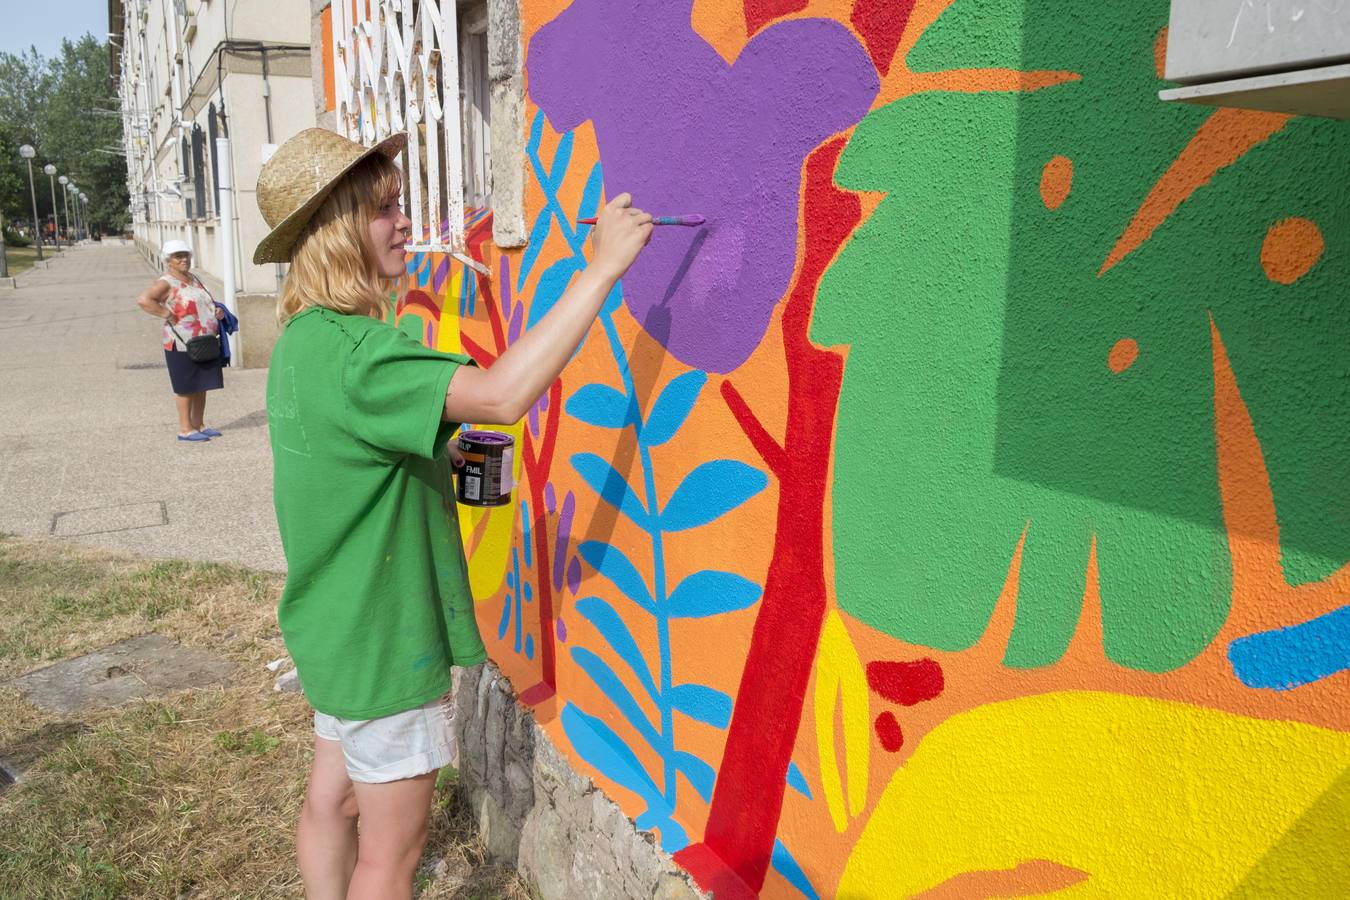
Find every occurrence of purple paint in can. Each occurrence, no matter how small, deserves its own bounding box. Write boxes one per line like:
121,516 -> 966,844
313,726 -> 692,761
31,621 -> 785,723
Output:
456,430 -> 515,507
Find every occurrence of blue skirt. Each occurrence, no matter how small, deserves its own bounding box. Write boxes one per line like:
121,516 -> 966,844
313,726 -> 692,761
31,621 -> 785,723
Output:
165,349 -> 224,395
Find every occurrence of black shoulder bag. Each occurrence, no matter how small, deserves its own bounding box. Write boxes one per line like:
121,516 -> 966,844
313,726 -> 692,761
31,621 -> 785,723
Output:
167,320 -> 221,363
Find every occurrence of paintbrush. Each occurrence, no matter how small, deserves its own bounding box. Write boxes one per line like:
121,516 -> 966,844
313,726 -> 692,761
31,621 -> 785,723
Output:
576,215 -> 706,227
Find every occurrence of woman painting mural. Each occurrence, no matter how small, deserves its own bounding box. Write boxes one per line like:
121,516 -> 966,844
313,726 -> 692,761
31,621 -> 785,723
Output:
255,127 -> 652,898
135,240 -> 227,442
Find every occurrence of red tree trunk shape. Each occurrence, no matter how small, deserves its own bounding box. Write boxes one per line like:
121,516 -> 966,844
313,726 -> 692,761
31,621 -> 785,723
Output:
674,137 -> 861,895
457,215 -> 560,702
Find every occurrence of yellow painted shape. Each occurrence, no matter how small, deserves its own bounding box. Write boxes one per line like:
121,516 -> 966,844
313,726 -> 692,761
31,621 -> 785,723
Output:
435,267 -> 465,355
815,610 -> 871,832
438,259 -> 520,603
839,692 -> 1350,898
455,418 -> 525,602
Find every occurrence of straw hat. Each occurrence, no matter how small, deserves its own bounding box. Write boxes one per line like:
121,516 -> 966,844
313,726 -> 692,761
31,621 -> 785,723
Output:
253,128 -> 406,265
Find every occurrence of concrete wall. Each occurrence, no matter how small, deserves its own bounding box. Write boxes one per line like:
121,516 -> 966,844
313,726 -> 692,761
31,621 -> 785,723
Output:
330,1 -> 1350,897
451,662 -> 704,900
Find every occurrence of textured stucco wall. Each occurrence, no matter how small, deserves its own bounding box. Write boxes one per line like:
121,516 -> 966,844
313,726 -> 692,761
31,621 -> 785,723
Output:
375,0 -> 1350,897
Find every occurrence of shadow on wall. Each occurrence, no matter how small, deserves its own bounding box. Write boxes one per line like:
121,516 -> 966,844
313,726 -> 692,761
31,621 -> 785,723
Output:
815,0 -> 1350,673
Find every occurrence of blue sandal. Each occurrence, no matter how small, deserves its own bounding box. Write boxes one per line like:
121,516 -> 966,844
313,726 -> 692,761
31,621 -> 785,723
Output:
199,427 -> 222,437
177,432 -> 210,442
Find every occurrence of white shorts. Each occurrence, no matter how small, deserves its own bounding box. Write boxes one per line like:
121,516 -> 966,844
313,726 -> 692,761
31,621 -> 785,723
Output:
314,692 -> 456,784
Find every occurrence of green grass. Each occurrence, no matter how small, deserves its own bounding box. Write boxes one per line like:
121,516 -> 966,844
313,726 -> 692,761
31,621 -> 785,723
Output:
0,537 -> 526,899
0,245 -> 63,277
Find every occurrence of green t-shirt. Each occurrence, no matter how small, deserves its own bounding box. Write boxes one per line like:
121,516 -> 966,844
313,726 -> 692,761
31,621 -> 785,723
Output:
266,306 -> 486,719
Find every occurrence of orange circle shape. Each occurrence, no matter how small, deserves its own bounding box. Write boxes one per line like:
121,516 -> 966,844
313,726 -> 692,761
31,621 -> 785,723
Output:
1108,338 -> 1139,374
1261,217 -> 1324,285
1040,156 -> 1073,211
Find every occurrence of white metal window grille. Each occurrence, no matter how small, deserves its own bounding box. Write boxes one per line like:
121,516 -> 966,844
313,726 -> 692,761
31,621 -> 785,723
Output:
330,0 -> 468,255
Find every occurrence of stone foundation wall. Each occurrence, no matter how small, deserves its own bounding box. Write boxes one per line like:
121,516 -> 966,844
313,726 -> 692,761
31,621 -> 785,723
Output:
451,663 -> 706,900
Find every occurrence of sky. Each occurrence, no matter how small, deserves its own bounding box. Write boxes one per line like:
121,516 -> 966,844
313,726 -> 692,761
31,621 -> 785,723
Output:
0,0 -> 111,59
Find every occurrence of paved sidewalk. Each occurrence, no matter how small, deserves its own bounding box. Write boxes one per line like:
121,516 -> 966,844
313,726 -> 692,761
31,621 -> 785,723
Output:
0,242 -> 285,571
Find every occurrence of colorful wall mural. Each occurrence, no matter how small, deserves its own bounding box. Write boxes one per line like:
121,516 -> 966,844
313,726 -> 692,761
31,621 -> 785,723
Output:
340,0 -> 1350,895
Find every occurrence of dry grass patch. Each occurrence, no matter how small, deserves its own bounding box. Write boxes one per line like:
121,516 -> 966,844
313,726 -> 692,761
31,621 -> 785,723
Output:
0,537 -> 527,899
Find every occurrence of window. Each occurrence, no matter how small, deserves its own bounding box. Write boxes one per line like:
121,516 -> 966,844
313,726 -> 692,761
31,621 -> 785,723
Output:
329,0 -> 524,255
207,102 -> 220,211
180,135 -> 192,219
190,123 -> 209,218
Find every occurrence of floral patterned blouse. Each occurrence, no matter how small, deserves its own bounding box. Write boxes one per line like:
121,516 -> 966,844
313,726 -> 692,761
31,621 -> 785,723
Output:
160,273 -> 220,351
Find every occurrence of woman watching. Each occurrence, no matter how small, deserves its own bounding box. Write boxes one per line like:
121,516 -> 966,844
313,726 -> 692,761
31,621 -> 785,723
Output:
135,240 -> 226,442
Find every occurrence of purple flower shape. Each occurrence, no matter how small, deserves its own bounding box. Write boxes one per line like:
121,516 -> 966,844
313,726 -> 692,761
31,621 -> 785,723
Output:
528,0 -> 878,373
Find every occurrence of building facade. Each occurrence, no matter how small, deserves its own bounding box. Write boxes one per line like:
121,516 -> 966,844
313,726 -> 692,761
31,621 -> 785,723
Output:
313,2 -> 1350,898
112,0 -> 315,295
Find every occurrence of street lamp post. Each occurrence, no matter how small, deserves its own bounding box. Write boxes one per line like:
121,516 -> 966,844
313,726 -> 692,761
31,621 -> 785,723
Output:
67,182 -> 80,241
18,145 -> 44,262
59,177 -> 71,243
42,164 -> 60,249
79,194 -> 89,240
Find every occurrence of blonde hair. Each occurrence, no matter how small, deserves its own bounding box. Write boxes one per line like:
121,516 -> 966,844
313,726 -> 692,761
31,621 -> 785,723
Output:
277,153 -> 403,323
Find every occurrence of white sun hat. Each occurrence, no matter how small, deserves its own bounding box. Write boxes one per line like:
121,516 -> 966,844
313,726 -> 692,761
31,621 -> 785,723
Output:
161,239 -> 194,259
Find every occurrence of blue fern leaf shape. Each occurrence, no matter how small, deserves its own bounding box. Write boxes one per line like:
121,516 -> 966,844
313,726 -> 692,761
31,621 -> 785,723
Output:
519,208 -> 551,292
640,370 -> 707,448
561,702 -> 664,807
522,500 -> 533,568
672,750 -> 716,803
549,131 -> 575,195
572,455 -> 649,530
571,647 -> 661,753
577,163 -> 603,222
576,595 -> 658,701
786,762 -> 813,799
577,541 -> 655,613
496,592 -> 511,640
667,683 -> 732,729
601,280 -> 623,315
667,570 -> 763,619
524,107 -> 544,159
772,840 -> 821,900
634,808 -> 688,852
528,257 -> 587,330
660,460 -> 768,533
566,383 -> 633,430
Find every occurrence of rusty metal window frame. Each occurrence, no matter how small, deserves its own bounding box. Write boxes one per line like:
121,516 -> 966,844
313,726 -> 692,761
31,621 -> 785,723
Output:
331,0 -> 467,255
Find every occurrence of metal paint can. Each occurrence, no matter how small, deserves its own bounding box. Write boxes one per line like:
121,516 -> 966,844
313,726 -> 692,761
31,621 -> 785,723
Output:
455,430 -> 514,507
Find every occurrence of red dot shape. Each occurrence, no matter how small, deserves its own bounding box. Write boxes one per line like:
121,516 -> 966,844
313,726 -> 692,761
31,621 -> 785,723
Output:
1108,338 -> 1139,374
875,711 -> 904,752
866,659 -> 944,706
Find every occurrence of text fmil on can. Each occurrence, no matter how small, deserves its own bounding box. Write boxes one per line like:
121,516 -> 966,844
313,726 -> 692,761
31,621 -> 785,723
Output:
456,430 -> 514,507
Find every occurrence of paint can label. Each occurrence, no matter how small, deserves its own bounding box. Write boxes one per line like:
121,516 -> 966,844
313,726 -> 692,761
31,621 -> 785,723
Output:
455,430 -> 514,507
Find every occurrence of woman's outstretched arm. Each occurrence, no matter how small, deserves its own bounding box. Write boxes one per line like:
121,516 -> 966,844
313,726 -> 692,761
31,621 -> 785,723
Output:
443,193 -> 653,425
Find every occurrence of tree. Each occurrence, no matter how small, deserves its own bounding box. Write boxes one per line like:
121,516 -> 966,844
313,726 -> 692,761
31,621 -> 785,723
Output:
39,36 -> 129,234
0,48 -> 49,226
0,36 -> 128,237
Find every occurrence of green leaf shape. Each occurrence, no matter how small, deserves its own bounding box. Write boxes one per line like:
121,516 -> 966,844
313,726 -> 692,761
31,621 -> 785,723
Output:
812,0 -> 1350,670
